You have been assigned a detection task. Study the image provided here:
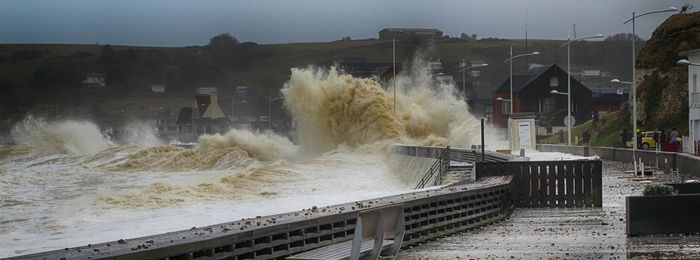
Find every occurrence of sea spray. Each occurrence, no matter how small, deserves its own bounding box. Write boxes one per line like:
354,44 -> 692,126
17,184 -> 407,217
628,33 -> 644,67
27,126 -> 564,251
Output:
198,129 -> 298,161
120,121 -> 164,147
11,116 -> 112,155
282,65 -> 507,155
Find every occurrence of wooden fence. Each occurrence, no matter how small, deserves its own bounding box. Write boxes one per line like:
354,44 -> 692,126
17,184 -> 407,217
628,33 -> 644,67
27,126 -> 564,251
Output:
476,160 -> 602,207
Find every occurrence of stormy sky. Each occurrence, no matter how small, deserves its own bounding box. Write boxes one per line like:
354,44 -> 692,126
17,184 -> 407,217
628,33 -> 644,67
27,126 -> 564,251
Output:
0,0 -> 694,46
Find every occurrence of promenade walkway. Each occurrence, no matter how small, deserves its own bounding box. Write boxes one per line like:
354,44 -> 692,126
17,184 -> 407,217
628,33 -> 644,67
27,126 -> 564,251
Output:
398,161 -> 700,259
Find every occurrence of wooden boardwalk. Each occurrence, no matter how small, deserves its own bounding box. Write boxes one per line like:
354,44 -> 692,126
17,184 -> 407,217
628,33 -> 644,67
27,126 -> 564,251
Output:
398,161 -> 700,259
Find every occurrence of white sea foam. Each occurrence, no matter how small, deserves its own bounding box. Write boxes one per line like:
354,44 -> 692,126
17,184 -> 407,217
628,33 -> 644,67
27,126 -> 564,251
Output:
0,60 -> 513,257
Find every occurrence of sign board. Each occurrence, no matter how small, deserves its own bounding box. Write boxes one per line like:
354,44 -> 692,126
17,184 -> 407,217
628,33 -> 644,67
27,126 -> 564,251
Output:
518,121 -> 533,150
564,115 -> 576,127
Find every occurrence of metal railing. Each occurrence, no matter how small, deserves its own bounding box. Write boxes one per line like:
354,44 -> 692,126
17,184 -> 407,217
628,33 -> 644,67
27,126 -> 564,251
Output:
415,146 -> 451,189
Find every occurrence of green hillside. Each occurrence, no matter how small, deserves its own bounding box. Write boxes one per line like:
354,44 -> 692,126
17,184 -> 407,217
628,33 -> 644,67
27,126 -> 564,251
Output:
0,35 -> 640,122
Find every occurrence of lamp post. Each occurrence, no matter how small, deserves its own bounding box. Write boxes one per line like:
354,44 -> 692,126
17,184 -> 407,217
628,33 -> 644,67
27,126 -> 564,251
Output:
267,96 -> 284,131
622,6 -> 677,158
677,59 -> 700,67
504,48 -> 539,149
458,62 -> 488,100
231,99 -> 246,120
561,32 -> 604,145
504,47 -> 539,115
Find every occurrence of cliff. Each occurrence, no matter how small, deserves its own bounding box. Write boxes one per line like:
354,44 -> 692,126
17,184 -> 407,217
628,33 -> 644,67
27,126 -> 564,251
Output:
635,11 -> 700,130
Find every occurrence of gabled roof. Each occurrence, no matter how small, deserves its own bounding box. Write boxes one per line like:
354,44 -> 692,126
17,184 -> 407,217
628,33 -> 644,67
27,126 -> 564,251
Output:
495,64 -> 567,93
176,107 -> 193,124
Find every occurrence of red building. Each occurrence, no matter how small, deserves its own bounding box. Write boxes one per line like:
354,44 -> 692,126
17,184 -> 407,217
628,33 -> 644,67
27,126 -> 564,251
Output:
492,64 -> 592,128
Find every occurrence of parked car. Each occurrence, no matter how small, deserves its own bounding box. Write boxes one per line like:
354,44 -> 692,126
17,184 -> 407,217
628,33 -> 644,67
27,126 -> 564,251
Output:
639,130 -> 682,150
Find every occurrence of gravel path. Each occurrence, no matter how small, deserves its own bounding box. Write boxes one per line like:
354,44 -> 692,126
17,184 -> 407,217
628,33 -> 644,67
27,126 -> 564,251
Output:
397,161 -> 700,259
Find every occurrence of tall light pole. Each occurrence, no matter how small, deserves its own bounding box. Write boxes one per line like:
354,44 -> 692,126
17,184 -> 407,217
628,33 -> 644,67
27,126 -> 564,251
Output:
561,31 -> 604,145
504,47 -> 539,115
623,6 -> 677,158
458,62 -> 488,99
231,99 -> 246,120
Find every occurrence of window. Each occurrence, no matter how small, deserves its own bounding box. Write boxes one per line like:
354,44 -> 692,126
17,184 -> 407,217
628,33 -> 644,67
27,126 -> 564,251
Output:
550,77 -> 559,87
538,97 -> 555,113
500,101 -> 510,115
694,73 -> 697,93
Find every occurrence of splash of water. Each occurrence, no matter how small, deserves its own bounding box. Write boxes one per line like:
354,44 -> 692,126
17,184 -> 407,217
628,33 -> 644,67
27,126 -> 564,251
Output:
198,129 -> 298,161
10,116 -> 112,155
282,64 -> 507,156
120,121 -> 164,147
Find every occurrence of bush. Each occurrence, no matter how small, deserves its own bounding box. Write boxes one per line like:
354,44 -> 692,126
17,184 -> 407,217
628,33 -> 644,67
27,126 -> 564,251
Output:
643,184 -> 678,196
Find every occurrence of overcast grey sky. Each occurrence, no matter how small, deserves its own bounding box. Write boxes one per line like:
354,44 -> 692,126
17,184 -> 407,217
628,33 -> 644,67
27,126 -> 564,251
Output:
0,0 -> 695,46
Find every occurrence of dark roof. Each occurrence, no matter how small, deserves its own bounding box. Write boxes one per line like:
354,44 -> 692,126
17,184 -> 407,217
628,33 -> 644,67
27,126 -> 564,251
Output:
591,87 -> 630,101
495,64 -> 577,93
176,107 -> 193,124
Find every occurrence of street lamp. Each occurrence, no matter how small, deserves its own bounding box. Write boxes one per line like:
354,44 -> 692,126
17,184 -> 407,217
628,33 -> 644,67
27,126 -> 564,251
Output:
458,62 -> 488,99
623,6 -> 677,157
496,97 -> 512,102
677,59 -> 700,66
504,48 -> 540,115
267,96 -> 284,131
561,32 -> 604,145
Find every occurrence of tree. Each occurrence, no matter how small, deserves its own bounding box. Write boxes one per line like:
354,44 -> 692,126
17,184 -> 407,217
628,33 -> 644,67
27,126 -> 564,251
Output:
208,33 -> 239,48
680,3 -> 694,14
99,44 -> 115,63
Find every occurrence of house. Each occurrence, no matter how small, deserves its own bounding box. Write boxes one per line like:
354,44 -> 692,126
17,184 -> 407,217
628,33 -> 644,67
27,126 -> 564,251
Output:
591,87 -> 629,113
378,28 -> 443,41
492,64 -> 592,130
679,48 -> 700,154
176,91 -> 230,141
339,62 -> 400,82
150,84 -> 166,93
83,74 -> 106,88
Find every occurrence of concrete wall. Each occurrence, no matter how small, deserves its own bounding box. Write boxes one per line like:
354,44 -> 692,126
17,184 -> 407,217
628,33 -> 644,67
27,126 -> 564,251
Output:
537,144 -> 697,177
626,194 -> 700,236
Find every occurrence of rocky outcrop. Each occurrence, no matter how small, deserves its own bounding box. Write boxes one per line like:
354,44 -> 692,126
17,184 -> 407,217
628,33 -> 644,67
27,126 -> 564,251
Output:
635,11 -> 700,129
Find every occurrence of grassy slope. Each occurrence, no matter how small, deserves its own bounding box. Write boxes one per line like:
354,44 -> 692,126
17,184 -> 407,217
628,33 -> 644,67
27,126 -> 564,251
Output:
540,112 -> 628,147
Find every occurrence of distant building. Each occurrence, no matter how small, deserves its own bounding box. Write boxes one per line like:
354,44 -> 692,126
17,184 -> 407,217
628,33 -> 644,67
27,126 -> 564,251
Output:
150,84 -> 166,93
339,62 -> 400,82
176,91 -> 229,141
680,48 -> 700,154
236,86 -> 248,95
196,87 -> 218,95
591,87 -> 629,113
492,64 -> 592,130
378,28 -> 443,41
83,74 -> 106,88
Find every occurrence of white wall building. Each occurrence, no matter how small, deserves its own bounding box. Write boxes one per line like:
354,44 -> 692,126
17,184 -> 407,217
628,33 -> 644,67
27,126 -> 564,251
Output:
680,49 -> 700,155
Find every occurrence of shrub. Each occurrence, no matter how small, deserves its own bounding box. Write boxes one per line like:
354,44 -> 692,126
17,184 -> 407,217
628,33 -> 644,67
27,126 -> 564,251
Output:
643,184 -> 678,196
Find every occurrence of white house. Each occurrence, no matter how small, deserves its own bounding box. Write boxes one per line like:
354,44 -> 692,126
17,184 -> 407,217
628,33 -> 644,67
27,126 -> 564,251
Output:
83,74 -> 106,88
680,48 -> 700,155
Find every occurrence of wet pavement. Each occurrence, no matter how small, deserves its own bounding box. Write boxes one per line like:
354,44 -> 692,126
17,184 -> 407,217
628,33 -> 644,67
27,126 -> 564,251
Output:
397,161 -> 700,259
